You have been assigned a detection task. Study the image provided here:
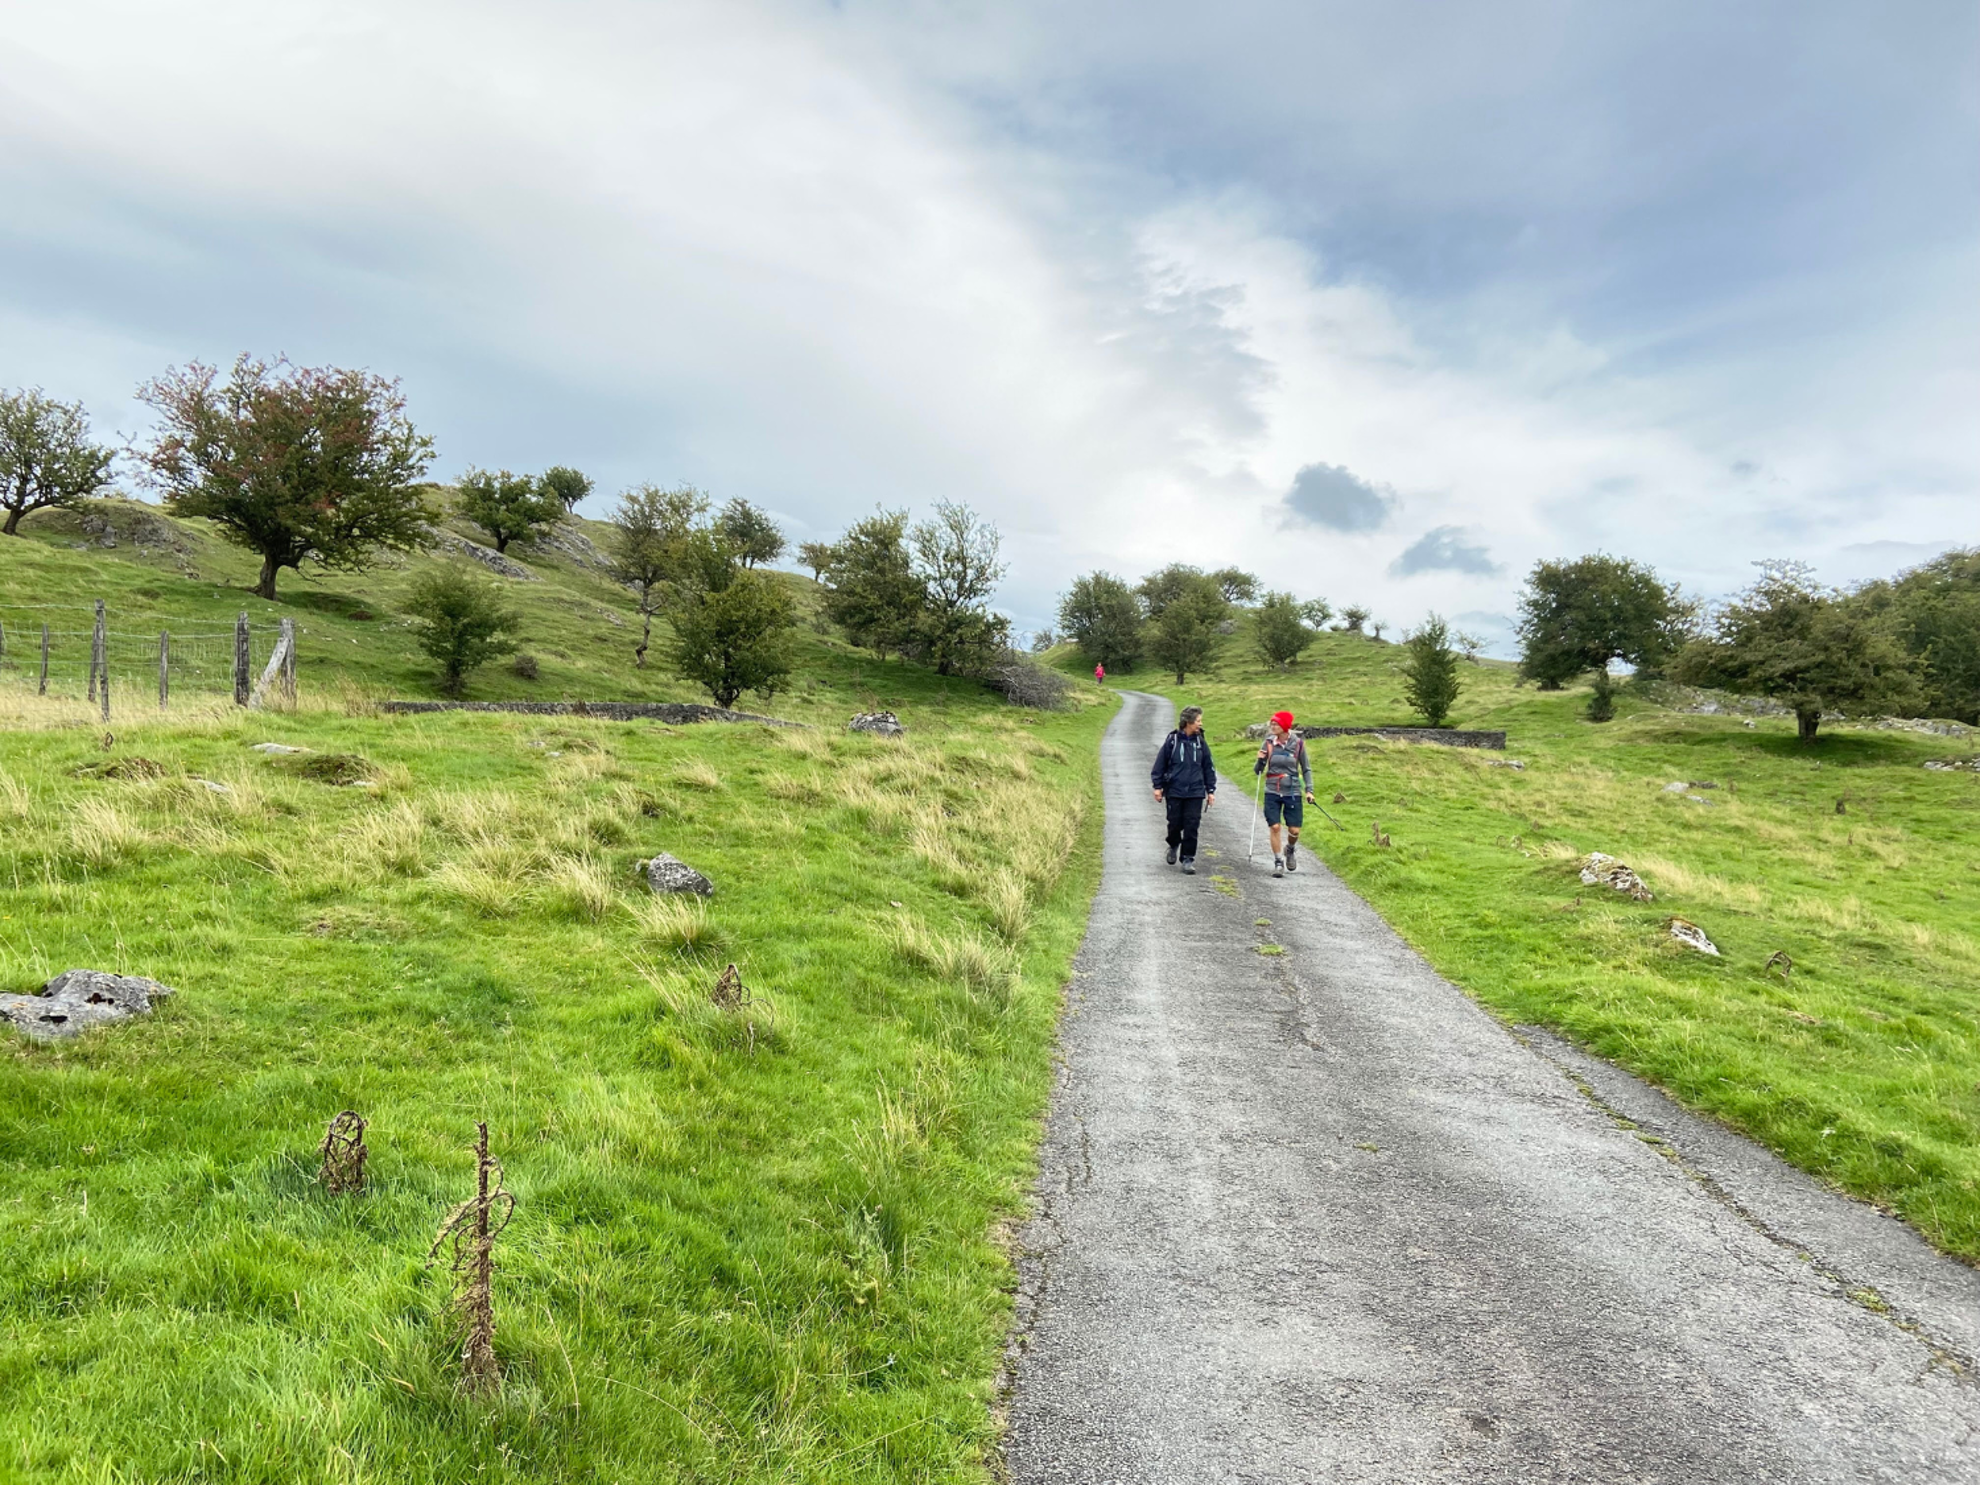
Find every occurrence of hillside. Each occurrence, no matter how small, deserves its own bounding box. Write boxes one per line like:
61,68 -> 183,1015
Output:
0,501 -> 1115,1483
1068,623 -> 1980,1262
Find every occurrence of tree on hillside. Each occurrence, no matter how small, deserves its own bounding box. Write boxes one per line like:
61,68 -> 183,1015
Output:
910,500 -> 1009,676
1516,553 -> 1693,689
0,388 -> 117,536
666,529 -> 796,706
1338,604 -> 1370,634
457,467 -> 563,553
1138,563 -> 1208,621
1672,562 -> 1920,742
1146,570 -> 1228,684
136,355 -> 434,600
1400,614 -> 1462,727
821,508 -> 926,659
610,483 -> 707,667
404,568 -> 522,696
540,466 -> 594,513
1209,567 -> 1261,605
718,497 -> 786,567
1855,548 -> 1980,723
1059,571 -> 1145,671
796,540 -> 835,581
1299,598 -> 1334,630
1253,590 -> 1320,671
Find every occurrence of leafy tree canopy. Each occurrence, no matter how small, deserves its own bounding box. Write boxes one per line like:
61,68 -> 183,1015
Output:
1058,571 -> 1144,671
820,508 -> 926,660
457,467 -> 562,554
1855,548 -> 1980,724
539,465 -> 594,513
1253,590 -> 1320,672
1671,561 -> 1920,741
1516,553 -> 1693,689
717,497 -> 786,568
0,388 -> 116,536
1208,567 -> 1260,605
136,355 -> 434,600
1146,571 -> 1228,684
610,484 -> 709,668
910,500 -> 1009,677
1138,563 -> 1208,621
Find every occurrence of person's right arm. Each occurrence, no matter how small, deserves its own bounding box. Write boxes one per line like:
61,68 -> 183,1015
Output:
1151,735 -> 1172,798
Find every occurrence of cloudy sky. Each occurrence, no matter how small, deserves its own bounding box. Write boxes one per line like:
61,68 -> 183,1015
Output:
3,1 -> 1975,645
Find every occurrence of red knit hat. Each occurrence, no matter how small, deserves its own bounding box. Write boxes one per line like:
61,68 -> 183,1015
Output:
1271,710 -> 1295,730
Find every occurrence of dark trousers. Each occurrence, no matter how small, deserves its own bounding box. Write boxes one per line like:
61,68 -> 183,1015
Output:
1164,795 -> 1205,859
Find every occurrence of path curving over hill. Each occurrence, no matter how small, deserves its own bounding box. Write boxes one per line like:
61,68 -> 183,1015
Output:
1004,689 -> 1980,1484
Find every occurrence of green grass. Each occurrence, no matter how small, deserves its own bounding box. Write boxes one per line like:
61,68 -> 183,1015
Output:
0,503 -> 1117,1482
1086,625 -> 1980,1262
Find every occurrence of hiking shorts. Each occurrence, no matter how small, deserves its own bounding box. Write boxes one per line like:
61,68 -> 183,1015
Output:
1263,791 -> 1304,827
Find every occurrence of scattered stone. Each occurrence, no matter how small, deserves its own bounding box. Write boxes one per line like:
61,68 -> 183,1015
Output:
1579,852 -> 1653,902
1667,918 -> 1719,956
849,711 -> 905,737
642,852 -> 714,896
0,969 -> 176,1042
251,742 -> 308,754
1662,781 -> 1688,794
1924,757 -> 1980,772
1487,758 -> 1526,771
193,778 -> 232,794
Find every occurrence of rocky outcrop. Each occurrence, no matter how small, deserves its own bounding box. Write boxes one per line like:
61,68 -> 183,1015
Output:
522,520 -> 616,574
421,525 -> 538,580
849,711 -> 906,737
1668,918 -> 1719,956
1579,853 -> 1653,902
642,853 -> 713,896
1,969 -> 176,1042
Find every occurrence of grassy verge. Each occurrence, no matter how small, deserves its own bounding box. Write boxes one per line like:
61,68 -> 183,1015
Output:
1089,628 -> 1980,1262
0,671 -> 1112,1479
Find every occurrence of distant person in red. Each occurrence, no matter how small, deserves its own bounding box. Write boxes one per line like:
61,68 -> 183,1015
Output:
1095,662 -> 1107,684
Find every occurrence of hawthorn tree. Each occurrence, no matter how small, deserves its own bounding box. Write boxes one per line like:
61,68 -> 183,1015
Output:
1672,561 -> 1918,742
1138,563 -> 1208,621
457,467 -> 562,553
796,540 -> 835,581
539,465 -> 593,513
136,356 -> 433,599
1209,567 -> 1261,605
718,497 -> 786,567
1854,548 -> 1980,724
910,500 -> 1009,676
1338,604 -> 1371,634
1516,553 -> 1693,688
0,389 -> 117,536
820,509 -> 925,659
610,483 -> 706,668
1253,590 -> 1319,671
1146,571 -> 1228,684
666,529 -> 796,706
1058,571 -> 1144,671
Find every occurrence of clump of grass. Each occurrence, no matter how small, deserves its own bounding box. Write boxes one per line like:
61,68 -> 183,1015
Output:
630,893 -> 725,954
339,799 -> 428,876
72,756 -> 166,781
68,797 -> 147,865
279,752 -> 376,786
541,853 -> 618,923
0,774 -> 34,820
430,861 -> 525,917
670,760 -> 724,792
886,916 -> 1013,1001
983,869 -> 1030,941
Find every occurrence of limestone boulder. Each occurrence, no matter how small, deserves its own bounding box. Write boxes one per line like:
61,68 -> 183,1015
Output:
642,853 -> 714,896
0,969 -> 177,1042
849,711 -> 905,737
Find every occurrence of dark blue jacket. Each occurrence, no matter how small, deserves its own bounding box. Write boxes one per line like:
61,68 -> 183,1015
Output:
1151,730 -> 1217,798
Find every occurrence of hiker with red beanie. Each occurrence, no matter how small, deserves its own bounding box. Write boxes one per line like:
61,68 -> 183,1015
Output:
1255,710 -> 1315,878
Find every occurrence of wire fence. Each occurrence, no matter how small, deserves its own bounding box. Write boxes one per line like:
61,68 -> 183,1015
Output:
0,602 -> 296,720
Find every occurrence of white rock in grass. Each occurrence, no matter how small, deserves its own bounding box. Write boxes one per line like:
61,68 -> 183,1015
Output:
848,711 -> 905,737
0,969 -> 177,1042
1579,852 -> 1653,902
1668,918 -> 1720,956
251,743 -> 308,754
193,778 -> 232,794
642,853 -> 714,896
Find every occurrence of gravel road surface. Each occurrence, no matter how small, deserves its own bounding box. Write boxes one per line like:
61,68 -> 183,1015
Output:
1003,689 -> 1980,1484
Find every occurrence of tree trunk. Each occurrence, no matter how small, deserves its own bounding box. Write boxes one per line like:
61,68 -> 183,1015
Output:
255,554 -> 280,600
1796,708 -> 1821,742
1,506 -> 20,535
493,533 -> 509,553
635,609 -> 651,668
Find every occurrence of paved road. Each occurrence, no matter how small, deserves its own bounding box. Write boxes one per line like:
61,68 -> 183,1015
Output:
1004,690 -> 1980,1484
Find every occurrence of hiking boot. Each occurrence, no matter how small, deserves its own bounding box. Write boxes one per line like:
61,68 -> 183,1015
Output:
1272,856 -> 1285,878
1181,858 -> 1196,874
1285,840 -> 1298,872
1167,845 -> 1179,866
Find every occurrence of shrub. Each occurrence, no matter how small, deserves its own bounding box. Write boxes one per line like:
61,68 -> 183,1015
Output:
1400,614 -> 1462,727
404,569 -> 522,696
1587,669 -> 1617,722
510,652 -> 540,680
992,654 -> 1075,710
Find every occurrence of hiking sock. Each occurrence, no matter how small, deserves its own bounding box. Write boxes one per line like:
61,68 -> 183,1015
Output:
1272,855 -> 1284,878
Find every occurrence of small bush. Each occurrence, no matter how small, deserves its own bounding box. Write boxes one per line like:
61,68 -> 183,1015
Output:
1587,670 -> 1618,722
510,653 -> 540,681
281,753 -> 375,786
403,569 -> 522,697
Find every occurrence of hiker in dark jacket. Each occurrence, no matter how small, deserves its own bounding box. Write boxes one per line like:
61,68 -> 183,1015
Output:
1151,705 -> 1216,873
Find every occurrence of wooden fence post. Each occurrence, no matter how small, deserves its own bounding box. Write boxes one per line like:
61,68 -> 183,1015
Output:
234,613 -> 250,707
39,623 -> 48,695
281,618 -> 296,704
94,601 -> 108,724
159,632 -> 170,710
88,600 -> 104,703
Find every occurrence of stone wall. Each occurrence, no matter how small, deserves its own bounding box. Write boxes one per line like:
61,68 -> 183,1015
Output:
381,700 -> 799,726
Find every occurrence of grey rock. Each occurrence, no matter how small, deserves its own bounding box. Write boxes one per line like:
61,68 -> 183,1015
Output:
1,969 -> 176,1042
643,852 -> 713,896
522,518 -> 616,574
250,743 -> 307,754
421,524 -> 538,580
848,710 -> 906,737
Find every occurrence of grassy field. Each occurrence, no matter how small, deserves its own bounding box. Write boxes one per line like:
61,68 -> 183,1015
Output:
1083,626 -> 1980,1263
0,503 -> 1115,1482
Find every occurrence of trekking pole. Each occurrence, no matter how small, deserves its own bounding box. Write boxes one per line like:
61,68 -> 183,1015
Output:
1313,797 -> 1346,832
1247,766 -> 1265,859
